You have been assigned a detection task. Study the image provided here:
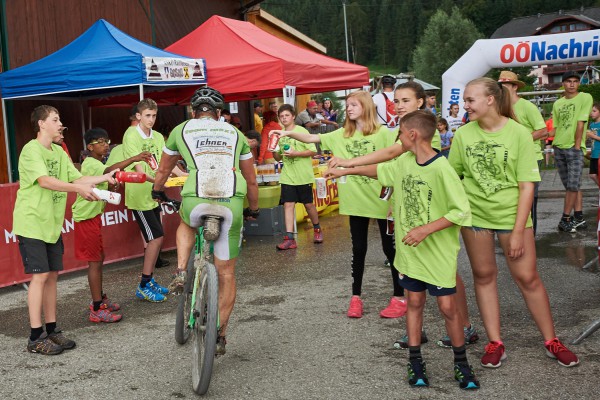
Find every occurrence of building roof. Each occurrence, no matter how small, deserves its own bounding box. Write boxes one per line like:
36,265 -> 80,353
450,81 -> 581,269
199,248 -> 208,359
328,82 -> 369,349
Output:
491,6 -> 600,39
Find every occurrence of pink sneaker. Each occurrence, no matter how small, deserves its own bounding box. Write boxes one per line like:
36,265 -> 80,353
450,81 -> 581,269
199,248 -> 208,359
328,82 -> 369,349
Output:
276,236 -> 297,250
379,297 -> 407,318
545,338 -> 579,367
313,228 -> 323,243
481,341 -> 507,368
347,295 -> 363,318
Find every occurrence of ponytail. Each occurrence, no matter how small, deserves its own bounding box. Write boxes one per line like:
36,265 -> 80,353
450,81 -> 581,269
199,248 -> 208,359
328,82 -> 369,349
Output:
467,77 -> 516,120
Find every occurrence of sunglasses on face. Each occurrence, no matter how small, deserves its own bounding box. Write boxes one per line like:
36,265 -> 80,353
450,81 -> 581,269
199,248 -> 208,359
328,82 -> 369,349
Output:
89,138 -> 111,145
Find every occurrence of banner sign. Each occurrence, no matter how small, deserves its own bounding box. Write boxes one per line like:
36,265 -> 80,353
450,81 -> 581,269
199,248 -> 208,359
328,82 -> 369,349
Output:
143,57 -> 207,83
284,85 -> 296,106
441,30 -> 598,118
0,184 -> 180,289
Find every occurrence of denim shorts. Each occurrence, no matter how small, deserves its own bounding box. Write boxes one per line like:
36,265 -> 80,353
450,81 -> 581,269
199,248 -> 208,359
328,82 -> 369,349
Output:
465,226 -> 512,235
397,273 -> 456,296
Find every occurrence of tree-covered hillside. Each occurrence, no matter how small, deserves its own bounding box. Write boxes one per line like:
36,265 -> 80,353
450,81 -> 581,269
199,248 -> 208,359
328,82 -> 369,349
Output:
262,0 -> 600,73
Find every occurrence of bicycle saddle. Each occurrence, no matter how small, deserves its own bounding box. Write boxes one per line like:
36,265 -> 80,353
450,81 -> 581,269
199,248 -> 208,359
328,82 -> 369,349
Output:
189,203 -> 229,229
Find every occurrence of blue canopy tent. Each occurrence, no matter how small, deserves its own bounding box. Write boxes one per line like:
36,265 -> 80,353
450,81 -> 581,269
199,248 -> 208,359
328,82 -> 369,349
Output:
0,19 -> 206,181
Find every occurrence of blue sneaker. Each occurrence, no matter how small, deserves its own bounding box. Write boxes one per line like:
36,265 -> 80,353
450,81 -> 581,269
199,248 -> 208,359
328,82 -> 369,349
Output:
149,278 -> 169,295
136,284 -> 167,302
454,363 -> 480,390
407,359 -> 429,387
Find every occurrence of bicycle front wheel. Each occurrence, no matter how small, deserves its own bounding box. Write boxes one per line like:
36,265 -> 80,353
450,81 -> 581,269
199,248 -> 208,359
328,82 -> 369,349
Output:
175,248 -> 196,345
191,262 -> 219,395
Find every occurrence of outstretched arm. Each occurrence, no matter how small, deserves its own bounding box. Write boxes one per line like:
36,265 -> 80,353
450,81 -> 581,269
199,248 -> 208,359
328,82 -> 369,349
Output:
271,130 -> 321,144
329,142 -> 405,168
324,164 -> 378,180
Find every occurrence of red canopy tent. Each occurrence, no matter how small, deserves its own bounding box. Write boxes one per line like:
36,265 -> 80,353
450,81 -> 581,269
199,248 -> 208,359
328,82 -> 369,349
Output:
90,15 -> 369,106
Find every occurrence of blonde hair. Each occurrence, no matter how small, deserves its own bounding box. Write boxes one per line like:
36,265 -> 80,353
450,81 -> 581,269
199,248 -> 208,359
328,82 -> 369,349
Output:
343,90 -> 380,138
466,77 -> 515,120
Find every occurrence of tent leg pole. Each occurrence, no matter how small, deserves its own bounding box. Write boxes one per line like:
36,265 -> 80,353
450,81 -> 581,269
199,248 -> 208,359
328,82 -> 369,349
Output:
139,84 -> 144,101
2,98 -> 12,182
79,100 -> 86,149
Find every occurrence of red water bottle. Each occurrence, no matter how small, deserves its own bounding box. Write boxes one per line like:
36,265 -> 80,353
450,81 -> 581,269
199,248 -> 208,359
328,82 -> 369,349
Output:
267,133 -> 281,152
116,171 -> 147,183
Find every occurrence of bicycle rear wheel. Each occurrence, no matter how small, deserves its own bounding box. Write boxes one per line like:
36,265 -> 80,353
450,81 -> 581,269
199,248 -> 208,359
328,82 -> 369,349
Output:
175,248 -> 196,345
191,262 -> 219,395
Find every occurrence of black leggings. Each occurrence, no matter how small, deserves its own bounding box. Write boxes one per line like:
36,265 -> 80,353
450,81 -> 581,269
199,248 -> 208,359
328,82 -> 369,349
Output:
349,215 -> 403,297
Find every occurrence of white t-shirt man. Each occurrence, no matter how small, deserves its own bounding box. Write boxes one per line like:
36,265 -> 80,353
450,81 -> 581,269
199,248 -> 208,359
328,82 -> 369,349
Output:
373,91 -> 398,128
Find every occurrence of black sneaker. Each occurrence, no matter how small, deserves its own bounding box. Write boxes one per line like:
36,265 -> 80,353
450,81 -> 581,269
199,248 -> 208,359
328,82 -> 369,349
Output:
155,257 -> 170,269
557,219 -> 576,233
572,217 -> 587,230
454,363 -> 480,390
216,336 -> 227,356
27,332 -> 63,355
48,329 -> 76,350
407,359 -> 429,387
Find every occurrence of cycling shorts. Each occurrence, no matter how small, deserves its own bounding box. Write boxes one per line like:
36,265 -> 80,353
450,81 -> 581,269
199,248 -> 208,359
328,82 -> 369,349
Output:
180,196 -> 244,260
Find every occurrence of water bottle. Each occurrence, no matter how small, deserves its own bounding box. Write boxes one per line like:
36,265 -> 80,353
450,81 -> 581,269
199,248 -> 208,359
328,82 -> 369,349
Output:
115,171 -> 147,183
92,188 -> 121,205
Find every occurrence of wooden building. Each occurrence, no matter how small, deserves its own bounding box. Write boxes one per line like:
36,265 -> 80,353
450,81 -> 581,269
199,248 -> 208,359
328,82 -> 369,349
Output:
0,0 -> 264,182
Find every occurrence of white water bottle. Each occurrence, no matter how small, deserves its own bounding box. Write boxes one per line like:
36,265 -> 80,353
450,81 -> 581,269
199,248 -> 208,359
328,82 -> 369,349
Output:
92,188 -> 121,205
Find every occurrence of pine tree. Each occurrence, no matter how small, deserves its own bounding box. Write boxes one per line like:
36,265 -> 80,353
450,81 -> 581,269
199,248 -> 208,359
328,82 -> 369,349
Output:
412,7 -> 483,87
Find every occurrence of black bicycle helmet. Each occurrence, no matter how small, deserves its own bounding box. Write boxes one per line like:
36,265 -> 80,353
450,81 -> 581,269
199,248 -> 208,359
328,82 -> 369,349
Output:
190,86 -> 225,110
381,75 -> 397,86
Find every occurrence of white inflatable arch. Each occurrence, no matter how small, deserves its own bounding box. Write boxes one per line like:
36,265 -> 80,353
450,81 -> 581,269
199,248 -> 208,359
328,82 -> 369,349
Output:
442,30 -> 600,118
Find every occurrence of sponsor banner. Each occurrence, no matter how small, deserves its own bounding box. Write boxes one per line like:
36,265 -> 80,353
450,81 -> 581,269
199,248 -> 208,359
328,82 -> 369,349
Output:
441,30 -> 599,119
143,57 -> 207,83
0,184 -> 180,289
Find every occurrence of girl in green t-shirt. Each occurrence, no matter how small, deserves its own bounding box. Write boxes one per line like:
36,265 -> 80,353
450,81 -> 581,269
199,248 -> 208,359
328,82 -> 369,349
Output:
327,83 -> 477,350
272,90 -> 405,319
449,77 -> 579,369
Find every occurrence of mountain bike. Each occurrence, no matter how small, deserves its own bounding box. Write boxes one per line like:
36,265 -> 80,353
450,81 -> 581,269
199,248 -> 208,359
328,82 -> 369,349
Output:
164,197 -> 222,395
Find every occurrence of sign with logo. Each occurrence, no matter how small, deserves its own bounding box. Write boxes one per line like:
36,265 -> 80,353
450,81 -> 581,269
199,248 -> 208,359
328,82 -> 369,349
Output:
143,57 -> 207,83
441,30 -> 598,119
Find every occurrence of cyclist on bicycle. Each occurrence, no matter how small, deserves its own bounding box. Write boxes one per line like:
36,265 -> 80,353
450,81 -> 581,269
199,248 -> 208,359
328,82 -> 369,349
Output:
152,86 -> 259,355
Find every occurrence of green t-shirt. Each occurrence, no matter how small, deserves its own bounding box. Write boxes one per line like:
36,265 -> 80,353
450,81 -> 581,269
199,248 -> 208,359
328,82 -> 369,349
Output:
278,126 -> 317,185
105,144 -> 124,167
122,125 -> 165,210
552,92 -> 593,150
319,126 -> 395,218
513,98 -> 546,161
13,140 -> 82,243
72,157 -> 107,222
448,119 -> 540,230
377,152 -> 471,288
165,117 -> 252,199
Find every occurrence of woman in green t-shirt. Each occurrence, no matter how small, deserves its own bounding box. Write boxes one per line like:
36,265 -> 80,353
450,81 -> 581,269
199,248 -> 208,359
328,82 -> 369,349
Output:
272,91 -> 405,319
448,77 -> 579,369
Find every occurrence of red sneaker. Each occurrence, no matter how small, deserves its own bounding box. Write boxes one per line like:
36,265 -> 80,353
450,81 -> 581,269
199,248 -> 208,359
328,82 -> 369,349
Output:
313,228 -> 323,243
101,294 -> 120,311
481,341 -> 506,368
347,295 -> 363,318
379,297 -> 407,318
276,236 -> 297,250
545,338 -> 579,367
89,308 -> 122,323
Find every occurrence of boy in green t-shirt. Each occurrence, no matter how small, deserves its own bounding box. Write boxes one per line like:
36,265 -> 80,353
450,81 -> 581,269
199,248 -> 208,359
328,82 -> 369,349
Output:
272,104 -> 322,250
326,110 -> 479,390
122,99 -> 185,302
13,106 -> 117,355
552,71 -> 593,232
72,128 -> 150,323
